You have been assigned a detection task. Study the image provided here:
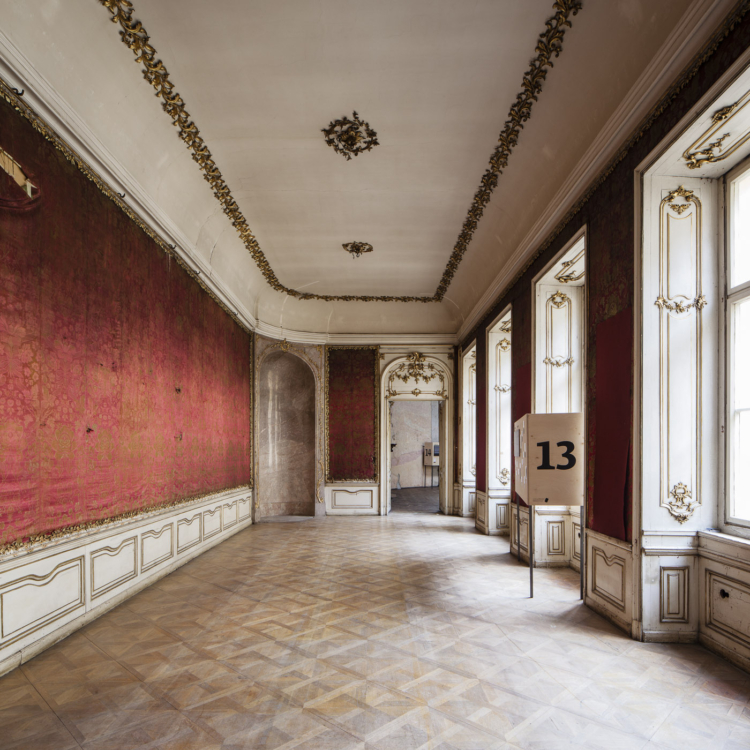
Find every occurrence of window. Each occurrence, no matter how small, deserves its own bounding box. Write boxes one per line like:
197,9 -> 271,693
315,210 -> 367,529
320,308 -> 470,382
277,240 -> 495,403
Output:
726,162 -> 750,523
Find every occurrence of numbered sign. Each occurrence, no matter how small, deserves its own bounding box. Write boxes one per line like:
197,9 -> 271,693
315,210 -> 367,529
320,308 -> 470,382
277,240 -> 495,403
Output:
513,413 -> 584,506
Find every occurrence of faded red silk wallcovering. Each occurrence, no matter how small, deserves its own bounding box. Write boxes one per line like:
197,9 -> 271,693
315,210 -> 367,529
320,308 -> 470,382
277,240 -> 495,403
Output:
326,347 -> 379,482
0,98 -> 251,546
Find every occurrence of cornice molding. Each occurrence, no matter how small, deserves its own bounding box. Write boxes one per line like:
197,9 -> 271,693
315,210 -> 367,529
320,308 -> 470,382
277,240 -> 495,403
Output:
97,0 -> 582,303
458,0 -> 745,344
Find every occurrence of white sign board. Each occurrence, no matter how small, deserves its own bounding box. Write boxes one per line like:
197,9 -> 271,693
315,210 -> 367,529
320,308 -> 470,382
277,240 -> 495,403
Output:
513,413 -> 584,506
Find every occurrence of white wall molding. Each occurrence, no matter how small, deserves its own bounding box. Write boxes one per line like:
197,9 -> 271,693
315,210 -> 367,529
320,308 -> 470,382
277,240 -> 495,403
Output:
0,487 -> 253,678
457,0 -> 737,343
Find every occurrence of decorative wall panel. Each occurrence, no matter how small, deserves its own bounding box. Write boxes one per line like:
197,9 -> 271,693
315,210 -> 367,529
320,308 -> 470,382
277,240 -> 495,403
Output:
326,347 -> 379,482
90,537 -> 137,600
660,566 -> 689,623
0,97 -> 252,547
656,189 -> 704,523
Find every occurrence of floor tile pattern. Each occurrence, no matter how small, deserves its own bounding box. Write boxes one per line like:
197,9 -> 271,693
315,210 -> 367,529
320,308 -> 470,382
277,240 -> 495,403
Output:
1,511 -> 749,748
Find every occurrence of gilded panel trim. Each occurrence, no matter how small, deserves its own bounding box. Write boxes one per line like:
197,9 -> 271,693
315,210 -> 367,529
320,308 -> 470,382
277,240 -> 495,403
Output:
325,345 -> 380,483
657,187 -> 704,524
97,0 -> 581,302
203,507 -> 222,540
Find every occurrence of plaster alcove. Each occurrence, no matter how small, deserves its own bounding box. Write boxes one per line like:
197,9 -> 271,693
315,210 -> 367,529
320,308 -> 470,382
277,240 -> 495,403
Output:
258,350 -> 316,517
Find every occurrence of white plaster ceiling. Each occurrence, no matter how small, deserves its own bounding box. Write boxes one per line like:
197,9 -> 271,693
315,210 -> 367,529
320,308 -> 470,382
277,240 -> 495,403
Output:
0,0 -> 700,335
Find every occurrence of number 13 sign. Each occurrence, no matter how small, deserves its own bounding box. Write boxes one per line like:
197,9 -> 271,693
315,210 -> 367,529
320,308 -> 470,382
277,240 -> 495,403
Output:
513,413 -> 584,506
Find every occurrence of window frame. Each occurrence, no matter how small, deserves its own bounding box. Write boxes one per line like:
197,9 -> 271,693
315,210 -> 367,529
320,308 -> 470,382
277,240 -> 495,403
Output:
723,156 -> 750,529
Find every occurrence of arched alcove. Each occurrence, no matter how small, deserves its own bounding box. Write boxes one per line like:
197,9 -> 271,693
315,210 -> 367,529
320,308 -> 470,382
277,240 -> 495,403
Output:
258,350 -> 316,516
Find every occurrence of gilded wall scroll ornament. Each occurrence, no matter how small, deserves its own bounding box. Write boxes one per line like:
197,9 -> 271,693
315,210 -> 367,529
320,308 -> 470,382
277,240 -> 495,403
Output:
495,384 -> 511,393
343,241 -> 373,258
553,246 -> 585,284
666,482 -> 695,523
683,90 -> 750,169
499,338 -> 511,351
549,290 -> 570,308
668,203 -> 690,215
500,320 -> 512,333
499,468 -> 510,486
655,294 -> 707,314
98,0 -> 582,303
543,356 -> 574,367
386,353 -> 448,398
322,112 -> 379,160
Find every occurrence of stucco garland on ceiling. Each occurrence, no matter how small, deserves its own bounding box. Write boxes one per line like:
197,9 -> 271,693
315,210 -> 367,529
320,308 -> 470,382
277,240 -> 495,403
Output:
98,0 -> 582,303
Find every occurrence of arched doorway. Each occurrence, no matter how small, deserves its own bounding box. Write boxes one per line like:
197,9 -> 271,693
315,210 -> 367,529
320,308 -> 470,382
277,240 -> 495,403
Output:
258,350 -> 316,517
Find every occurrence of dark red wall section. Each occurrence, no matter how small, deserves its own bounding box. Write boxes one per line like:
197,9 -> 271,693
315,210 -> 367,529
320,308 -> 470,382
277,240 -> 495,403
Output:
326,347 -> 379,481
0,97 -> 252,546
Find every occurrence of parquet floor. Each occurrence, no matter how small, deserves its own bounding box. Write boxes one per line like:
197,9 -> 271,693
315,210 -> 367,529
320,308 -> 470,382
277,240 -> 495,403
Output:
1,512 -> 749,749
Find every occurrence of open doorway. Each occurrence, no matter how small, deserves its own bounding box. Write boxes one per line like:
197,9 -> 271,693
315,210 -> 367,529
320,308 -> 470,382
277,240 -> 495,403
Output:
389,400 -> 441,513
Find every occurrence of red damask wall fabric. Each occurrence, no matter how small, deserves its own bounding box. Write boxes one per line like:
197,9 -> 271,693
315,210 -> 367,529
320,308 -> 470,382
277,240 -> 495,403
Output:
591,308 -> 633,540
0,98 -> 251,546
326,347 -> 378,481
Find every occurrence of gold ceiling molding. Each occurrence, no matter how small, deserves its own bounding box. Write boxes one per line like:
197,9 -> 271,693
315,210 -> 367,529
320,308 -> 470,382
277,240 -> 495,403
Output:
462,0 -> 750,346
0,78 -> 251,333
98,0 -> 582,303
322,111 -> 379,160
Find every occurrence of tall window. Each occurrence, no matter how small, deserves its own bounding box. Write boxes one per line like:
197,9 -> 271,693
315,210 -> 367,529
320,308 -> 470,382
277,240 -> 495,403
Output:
727,162 -> 750,524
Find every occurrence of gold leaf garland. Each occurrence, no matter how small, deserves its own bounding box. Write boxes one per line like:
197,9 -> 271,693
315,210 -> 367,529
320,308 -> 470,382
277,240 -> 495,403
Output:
98,0 -> 582,303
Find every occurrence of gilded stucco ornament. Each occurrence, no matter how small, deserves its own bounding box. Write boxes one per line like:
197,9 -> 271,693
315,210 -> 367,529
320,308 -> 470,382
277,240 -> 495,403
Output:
549,290 -> 570,308
98,0 -> 582,303
666,482 -> 695,523
322,112 -> 379,160
544,356 -> 574,367
683,90 -> 750,169
500,468 -> 510,486
499,338 -> 511,352
343,241 -> 374,258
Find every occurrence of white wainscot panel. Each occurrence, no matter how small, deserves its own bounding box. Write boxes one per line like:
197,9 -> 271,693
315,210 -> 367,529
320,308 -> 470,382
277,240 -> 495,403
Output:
238,496 -> 251,521
510,504 -> 530,562
91,537 -> 137,600
486,490 -> 510,536
0,556 -> 84,649
326,485 -> 378,515
223,500 -> 238,530
203,506 -> 222,539
586,529 -> 633,633
177,514 -> 202,554
475,491 -> 487,533
0,487 -> 253,677
141,524 -> 174,573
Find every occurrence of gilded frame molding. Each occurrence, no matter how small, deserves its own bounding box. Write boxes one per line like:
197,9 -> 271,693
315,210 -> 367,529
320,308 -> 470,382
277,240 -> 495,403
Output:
325,345 -> 381,483
97,0 -> 582,303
